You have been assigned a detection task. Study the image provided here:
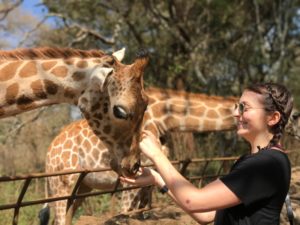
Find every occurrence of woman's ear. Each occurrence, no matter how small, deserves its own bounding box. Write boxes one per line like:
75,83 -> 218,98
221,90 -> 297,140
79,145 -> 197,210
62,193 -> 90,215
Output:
268,111 -> 281,126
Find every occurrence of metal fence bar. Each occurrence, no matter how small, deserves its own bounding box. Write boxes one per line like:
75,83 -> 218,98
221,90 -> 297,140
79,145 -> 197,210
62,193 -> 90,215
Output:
13,178 -> 32,225
0,168 -> 112,182
66,171 -> 88,225
0,151 -> 298,225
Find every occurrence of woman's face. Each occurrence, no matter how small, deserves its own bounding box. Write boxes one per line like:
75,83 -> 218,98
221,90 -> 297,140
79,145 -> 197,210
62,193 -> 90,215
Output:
234,90 -> 270,142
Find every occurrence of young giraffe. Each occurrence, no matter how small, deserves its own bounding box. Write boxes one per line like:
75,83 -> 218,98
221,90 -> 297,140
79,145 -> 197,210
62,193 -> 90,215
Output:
42,87 -> 237,225
0,47 -> 149,176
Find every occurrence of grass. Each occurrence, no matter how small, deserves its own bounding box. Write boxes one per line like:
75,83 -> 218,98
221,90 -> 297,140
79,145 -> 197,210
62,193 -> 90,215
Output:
0,179 -> 45,225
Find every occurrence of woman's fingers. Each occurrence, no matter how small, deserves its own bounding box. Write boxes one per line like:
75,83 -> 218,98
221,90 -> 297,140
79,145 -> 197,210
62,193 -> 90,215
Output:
120,167 -> 156,186
119,177 -> 135,185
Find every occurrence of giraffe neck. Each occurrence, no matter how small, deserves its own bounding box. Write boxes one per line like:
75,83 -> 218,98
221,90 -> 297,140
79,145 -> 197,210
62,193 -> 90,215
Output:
142,87 -> 237,136
0,57 -> 106,118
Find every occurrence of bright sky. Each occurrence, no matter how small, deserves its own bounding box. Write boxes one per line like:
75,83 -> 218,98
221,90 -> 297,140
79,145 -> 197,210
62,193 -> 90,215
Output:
21,0 -> 48,19
0,0 -> 55,49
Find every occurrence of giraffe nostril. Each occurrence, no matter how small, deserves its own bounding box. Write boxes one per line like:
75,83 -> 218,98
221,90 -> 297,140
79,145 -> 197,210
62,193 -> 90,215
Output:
113,105 -> 128,120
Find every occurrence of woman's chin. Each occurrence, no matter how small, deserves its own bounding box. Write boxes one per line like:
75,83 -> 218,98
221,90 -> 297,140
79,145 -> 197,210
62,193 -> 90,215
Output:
237,129 -> 249,137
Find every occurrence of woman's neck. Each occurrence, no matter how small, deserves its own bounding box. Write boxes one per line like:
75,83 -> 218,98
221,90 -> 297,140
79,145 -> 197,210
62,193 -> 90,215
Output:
249,132 -> 274,154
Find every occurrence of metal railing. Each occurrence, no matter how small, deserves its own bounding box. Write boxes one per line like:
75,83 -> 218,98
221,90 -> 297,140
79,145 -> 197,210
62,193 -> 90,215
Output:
0,151 -> 298,225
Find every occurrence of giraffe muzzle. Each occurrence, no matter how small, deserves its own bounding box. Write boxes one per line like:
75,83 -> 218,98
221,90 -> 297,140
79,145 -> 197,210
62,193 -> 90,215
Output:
120,159 -> 141,177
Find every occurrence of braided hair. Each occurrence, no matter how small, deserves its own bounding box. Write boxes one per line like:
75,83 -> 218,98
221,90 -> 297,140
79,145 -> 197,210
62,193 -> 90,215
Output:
246,83 -> 294,149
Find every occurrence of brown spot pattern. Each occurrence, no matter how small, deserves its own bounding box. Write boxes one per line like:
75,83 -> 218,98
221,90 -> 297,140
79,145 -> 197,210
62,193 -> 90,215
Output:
31,80 -> 47,99
189,106 -> 206,117
207,110 -> 219,119
83,140 -> 91,150
44,80 -> 58,95
17,101 -> 36,111
63,140 -> 73,149
203,120 -> 217,130
51,66 -> 68,77
6,83 -> 19,104
64,59 -> 75,65
62,151 -> 71,162
42,61 -> 57,71
19,61 -> 37,77
170,104 -> 186,115
0,61 -> 22,81
72,71 -> 86,81
185,117 -> 200,127
151,104 -> 164,118
91,136 -> 99,145
76,60 -> 88,68
71,154 -> 78,167
163,116 -> 180,129
103,125 -> 111,134
64,87 -> 77,99
92,149 -> 100,159
17,94 -> 33,105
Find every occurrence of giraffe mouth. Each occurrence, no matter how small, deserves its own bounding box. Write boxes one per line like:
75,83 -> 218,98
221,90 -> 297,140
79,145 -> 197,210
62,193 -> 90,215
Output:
110,158 -> 141,177
120,160 -> 141,177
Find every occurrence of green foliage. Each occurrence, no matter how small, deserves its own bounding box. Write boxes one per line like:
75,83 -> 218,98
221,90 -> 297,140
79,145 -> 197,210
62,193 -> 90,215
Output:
38,0 -> 300,97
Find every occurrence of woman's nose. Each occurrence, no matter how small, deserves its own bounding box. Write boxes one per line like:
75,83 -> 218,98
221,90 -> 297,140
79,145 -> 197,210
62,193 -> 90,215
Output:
233,105 -> 240,117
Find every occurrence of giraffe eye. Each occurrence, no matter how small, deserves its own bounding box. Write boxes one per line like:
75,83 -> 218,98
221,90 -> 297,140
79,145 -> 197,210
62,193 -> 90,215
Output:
113,105 -> 128,120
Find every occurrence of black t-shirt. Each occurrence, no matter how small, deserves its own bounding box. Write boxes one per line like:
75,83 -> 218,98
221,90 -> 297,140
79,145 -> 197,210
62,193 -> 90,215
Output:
214,149 -> 291,225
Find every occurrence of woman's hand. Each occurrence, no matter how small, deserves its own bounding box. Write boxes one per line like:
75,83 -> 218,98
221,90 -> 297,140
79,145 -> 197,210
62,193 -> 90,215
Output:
120,167 -> 165,188
139,130 -> 163,160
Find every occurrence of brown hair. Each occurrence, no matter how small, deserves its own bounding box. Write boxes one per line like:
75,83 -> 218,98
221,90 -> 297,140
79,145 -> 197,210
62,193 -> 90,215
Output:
246,82 -> 294,148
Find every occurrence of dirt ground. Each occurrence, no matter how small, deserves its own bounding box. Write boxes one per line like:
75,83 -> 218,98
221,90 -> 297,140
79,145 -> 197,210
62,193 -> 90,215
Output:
75,204 -> 199,225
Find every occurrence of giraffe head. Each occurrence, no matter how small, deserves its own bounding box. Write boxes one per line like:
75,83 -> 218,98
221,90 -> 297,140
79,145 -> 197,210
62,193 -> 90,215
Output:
78,50 -> 149,177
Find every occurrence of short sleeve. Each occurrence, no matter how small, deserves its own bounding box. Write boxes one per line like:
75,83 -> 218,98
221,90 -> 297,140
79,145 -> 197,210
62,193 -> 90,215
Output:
220,154 -> 279,206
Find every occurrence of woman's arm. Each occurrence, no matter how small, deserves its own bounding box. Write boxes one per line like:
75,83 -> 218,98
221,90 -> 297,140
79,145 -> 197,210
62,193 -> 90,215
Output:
165,184 -> 216,224
138,130 -> 241,211
121,167 -> 216,224
152,151 -> 241,212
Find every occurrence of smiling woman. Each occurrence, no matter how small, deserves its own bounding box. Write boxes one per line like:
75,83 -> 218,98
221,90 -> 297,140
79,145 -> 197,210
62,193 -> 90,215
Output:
121,82 -> 294,225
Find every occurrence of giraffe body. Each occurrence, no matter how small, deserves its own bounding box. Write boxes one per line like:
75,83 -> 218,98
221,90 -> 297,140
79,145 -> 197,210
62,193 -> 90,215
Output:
44,87 -> 237,224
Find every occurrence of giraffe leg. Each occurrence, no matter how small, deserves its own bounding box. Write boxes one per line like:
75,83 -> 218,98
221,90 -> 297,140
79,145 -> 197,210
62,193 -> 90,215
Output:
53,200 -> 68,225
120,185 -> 153,212
48,175 -> 74,225
64,183 -> 92,225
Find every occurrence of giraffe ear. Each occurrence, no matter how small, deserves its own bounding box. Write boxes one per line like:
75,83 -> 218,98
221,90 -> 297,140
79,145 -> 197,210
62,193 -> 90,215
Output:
90,67 -> 113,92
112,48 -> 126,61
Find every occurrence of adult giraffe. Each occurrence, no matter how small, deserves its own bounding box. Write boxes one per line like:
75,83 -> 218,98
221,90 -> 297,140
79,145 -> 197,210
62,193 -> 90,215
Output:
41,87 -> 237,225
0,47 -> 149,177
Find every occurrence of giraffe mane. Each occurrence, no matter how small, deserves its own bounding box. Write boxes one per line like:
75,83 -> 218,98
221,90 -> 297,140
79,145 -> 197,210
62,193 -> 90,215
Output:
146,87 -> 237,102
0,47 -> 106,60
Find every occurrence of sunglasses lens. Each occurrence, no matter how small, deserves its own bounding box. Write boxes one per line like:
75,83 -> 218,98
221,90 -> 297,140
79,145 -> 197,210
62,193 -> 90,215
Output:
239,103 -> 244,114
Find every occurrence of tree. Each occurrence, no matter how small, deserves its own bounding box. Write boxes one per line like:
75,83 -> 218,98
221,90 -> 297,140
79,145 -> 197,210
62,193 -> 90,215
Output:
39,0 -> 299,98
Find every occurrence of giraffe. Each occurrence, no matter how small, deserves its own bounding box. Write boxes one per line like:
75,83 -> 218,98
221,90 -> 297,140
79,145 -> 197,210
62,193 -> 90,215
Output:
41,87 -> 237,225
0,46 -> 149,177
286,109 -> 300,140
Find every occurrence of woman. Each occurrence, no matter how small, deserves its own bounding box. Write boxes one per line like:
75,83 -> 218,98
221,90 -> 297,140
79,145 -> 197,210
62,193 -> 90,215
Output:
121,83 -> 293,225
